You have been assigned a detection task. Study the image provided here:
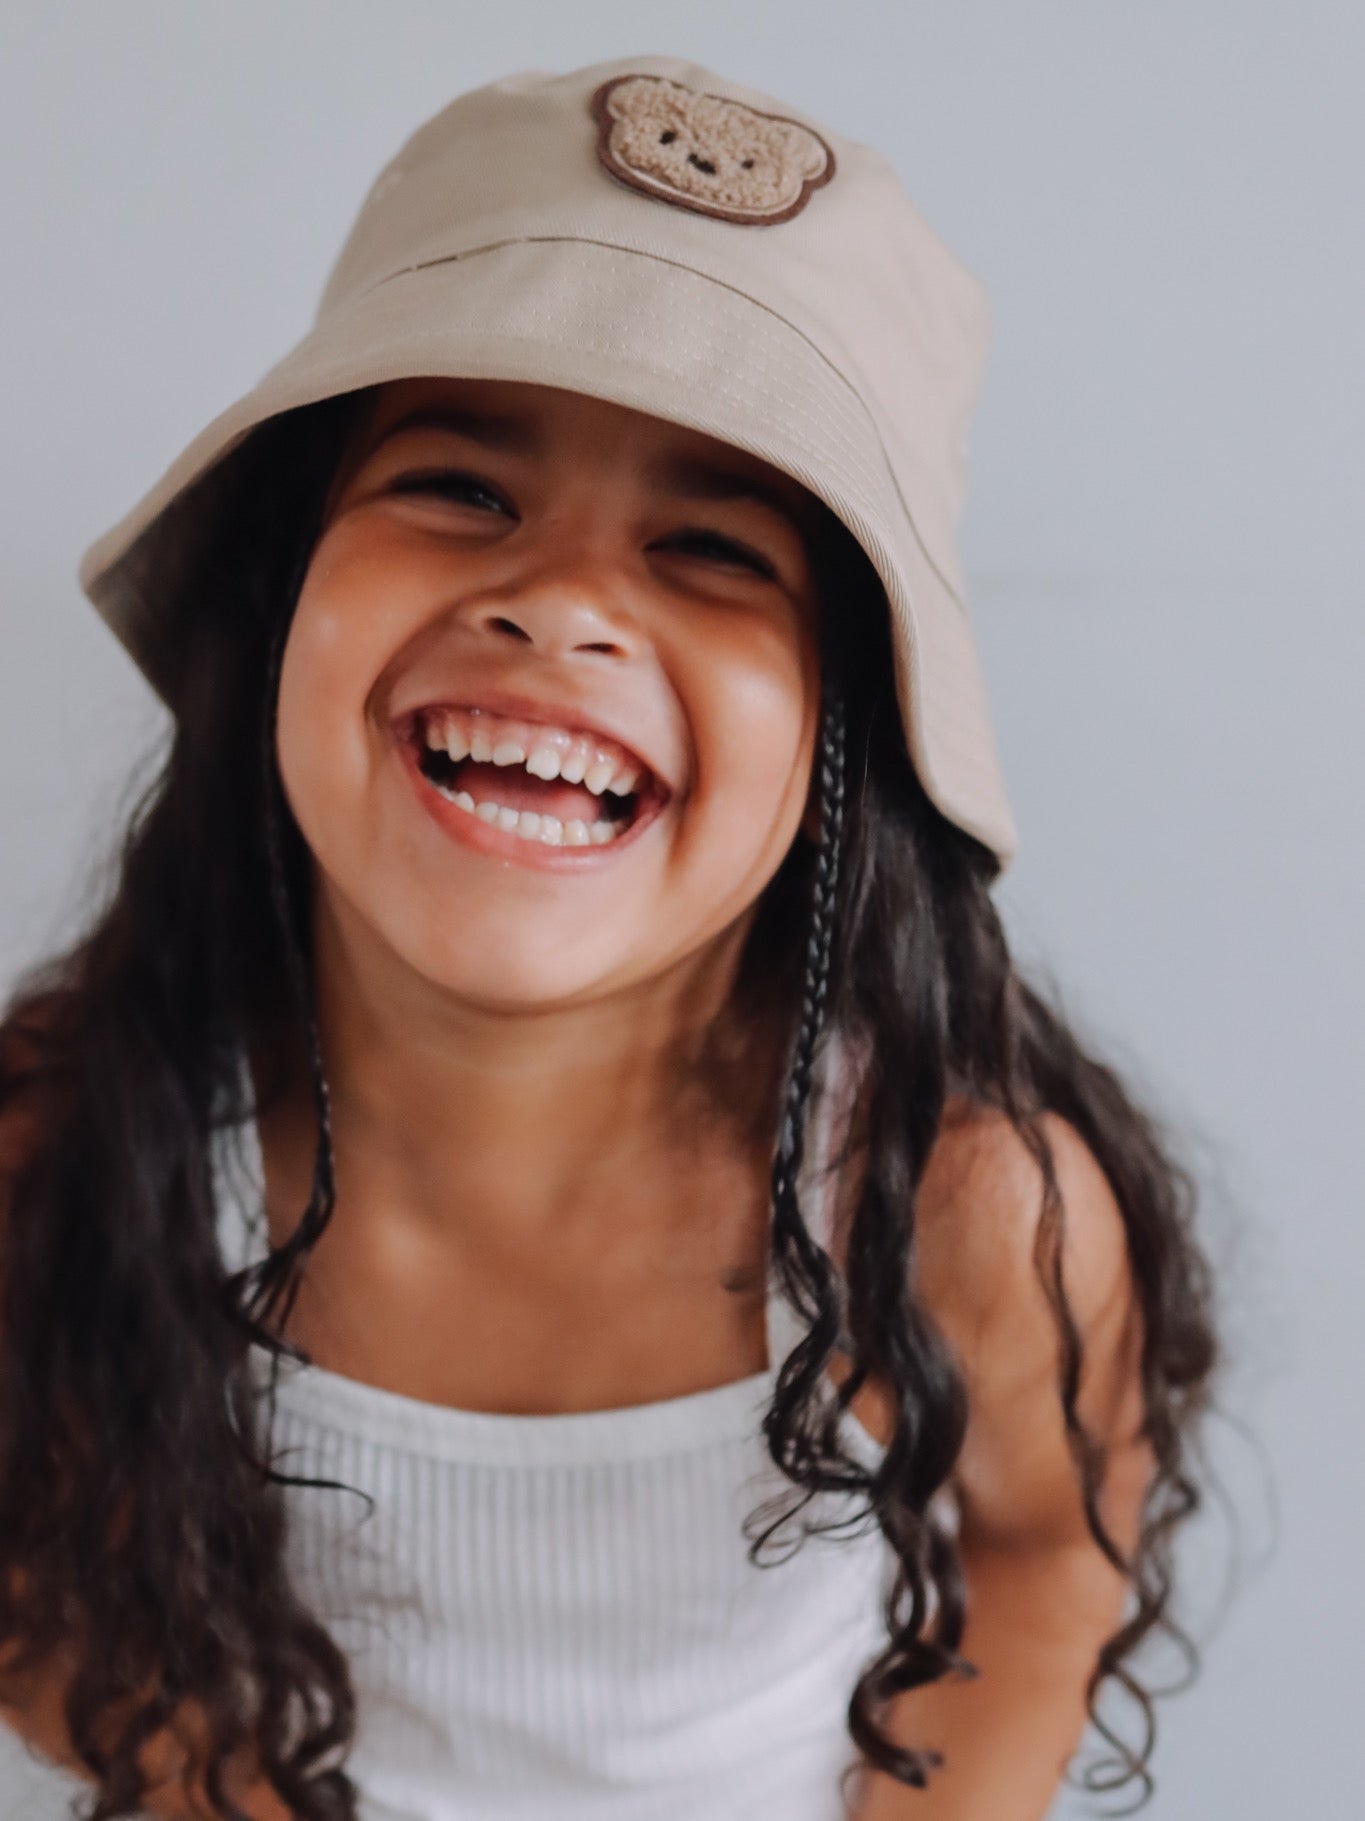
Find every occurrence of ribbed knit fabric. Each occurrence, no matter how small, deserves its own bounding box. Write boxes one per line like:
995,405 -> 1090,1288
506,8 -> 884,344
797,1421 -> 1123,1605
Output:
211,1040 -> 900,1821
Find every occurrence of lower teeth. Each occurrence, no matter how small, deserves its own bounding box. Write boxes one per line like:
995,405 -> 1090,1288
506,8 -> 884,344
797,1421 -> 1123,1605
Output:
432,782 -> 625,847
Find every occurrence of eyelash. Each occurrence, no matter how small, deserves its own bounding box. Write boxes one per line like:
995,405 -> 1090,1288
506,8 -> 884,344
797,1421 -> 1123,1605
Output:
667,530 -> 776,578
391,469 -> 509,514
389,469 -> 778,579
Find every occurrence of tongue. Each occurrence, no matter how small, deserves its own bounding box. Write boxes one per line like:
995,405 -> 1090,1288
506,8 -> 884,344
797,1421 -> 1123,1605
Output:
452,759 -> 607,823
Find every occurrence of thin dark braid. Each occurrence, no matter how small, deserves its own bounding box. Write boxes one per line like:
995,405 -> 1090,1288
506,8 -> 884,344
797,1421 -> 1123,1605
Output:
221,581 -> 383,1536
264,637 -> 334,1253
758,668 -> 850,1489
231,582 -> 341,1428
772,669 -> 848,1254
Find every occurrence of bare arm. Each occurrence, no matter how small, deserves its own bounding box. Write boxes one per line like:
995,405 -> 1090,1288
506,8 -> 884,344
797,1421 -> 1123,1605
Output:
850,1108 -> 1156,1820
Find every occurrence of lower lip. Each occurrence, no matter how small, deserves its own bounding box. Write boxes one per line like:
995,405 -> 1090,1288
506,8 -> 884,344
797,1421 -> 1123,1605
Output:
394,732 -> 669,873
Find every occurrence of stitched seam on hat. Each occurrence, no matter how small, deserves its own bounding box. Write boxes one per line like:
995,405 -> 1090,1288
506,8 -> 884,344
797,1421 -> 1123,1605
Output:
366,234 -> 969,612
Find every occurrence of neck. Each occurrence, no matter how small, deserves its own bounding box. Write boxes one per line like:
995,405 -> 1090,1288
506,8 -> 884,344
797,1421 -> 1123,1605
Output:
244,904 -> 793,1361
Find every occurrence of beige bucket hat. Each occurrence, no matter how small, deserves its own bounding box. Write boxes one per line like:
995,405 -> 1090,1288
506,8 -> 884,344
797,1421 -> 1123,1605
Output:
78,52 -> 1019,870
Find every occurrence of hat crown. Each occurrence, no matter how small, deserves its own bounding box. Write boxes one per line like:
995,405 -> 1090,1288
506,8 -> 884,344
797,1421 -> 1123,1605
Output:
317,55 -> 992,604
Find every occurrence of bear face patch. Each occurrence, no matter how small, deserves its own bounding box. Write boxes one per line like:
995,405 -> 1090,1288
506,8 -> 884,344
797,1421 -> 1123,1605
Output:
591,74 -> 836,226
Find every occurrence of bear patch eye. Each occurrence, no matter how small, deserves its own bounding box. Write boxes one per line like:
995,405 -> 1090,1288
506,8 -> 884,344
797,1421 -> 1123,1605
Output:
659,129 -> 677,144
741,158 -> 754,169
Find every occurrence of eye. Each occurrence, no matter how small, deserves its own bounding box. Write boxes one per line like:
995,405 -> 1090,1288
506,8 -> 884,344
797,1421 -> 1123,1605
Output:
389,469 -> 514,516
660,530 -> 777,579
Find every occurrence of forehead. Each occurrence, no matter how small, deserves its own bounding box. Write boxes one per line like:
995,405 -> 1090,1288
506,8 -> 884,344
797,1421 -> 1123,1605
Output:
348,374 -> 832,537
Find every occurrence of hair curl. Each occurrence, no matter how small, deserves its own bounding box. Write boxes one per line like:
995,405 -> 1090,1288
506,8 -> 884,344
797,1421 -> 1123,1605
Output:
0,393 -> 1224,1818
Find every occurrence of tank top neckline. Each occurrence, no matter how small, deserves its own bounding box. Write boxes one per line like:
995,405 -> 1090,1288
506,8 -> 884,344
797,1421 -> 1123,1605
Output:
213,1037 -> 887,1470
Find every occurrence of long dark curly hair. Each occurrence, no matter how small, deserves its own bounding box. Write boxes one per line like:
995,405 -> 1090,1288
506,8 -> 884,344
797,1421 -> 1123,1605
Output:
0,390 -> 1224,1819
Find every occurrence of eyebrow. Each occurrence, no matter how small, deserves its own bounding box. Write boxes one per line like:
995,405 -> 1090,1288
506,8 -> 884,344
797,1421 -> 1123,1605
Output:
370,404 -> 813,545
375,403 -> 542,455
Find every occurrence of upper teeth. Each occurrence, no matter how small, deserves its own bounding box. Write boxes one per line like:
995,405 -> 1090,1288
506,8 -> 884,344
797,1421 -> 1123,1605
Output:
420,708 -> 643,799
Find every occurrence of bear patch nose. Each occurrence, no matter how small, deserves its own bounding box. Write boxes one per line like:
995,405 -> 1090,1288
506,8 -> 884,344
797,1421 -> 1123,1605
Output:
687,152 -> 717,175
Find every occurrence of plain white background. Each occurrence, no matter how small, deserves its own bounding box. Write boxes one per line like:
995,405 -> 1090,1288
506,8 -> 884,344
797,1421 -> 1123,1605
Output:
2,4 -> 1360,1816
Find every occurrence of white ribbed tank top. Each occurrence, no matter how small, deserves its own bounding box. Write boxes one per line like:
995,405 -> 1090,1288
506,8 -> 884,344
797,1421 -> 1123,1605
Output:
212,1038 -> 897,1821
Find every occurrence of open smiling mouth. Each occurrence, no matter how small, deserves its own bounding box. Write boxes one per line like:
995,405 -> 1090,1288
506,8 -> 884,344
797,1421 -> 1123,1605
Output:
398,707 -> 670,855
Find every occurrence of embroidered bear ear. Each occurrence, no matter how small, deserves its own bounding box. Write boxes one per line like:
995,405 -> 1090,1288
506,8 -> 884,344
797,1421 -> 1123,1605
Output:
591,74 -> 836,226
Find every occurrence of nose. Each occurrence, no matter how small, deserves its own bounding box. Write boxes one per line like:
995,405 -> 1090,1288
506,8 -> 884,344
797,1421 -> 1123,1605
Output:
465,573 -> 643,662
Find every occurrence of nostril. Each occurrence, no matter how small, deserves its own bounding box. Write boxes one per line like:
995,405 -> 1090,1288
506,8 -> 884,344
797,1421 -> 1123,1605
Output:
491,619 -> 533,640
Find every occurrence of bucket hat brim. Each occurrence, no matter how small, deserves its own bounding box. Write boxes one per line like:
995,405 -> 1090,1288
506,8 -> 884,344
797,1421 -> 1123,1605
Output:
79,234 -> 1018,869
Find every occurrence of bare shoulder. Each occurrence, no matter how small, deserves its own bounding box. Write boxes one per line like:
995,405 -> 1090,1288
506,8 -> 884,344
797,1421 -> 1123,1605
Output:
912,1098 -> 1154,1552
913,1098 -> 1137,1369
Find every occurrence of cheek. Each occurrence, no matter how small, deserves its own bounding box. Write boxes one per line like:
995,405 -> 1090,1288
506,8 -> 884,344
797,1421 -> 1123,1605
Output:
686,624 -> 819,853
273,537 -> 397,836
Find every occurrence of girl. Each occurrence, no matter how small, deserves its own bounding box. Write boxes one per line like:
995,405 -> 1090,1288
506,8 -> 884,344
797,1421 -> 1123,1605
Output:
0,54 -> 1220,1821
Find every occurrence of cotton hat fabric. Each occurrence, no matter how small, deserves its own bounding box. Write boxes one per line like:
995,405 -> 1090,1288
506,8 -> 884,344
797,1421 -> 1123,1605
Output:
77,52 -> 1020,870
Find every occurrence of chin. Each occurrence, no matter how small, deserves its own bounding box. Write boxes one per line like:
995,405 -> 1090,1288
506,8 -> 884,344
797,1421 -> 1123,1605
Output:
384,916 -> 635,1011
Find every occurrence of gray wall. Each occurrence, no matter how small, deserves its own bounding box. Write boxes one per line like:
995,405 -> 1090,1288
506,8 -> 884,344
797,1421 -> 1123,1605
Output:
2,3 -> 1359,1816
